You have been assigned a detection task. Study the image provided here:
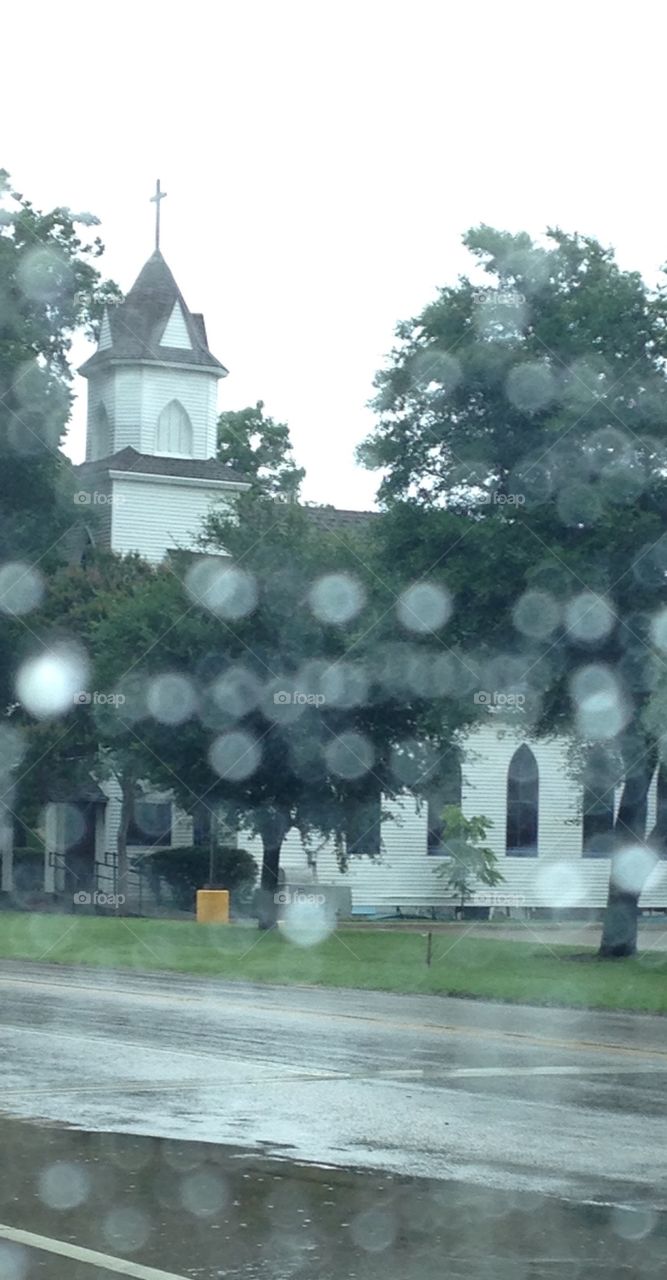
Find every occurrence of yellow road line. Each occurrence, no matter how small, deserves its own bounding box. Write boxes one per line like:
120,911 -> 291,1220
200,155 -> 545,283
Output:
1,970 -> 666,1062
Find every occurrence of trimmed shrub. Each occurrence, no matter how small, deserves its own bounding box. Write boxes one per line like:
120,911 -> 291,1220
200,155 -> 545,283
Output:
12,847 -> 44,893
142,846 -> 257,912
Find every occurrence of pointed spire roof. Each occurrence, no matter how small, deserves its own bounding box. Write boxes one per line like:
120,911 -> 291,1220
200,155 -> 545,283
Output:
80,250 -> 228,377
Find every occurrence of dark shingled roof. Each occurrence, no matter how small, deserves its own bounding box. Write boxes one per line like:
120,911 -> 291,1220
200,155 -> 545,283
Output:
304,505 -> 378,534
79,250 -> 228,377
75,446 -> 248,486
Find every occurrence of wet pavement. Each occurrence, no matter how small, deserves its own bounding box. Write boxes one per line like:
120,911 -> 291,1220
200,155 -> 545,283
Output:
2,1115 -> 667,1278
0,960 -> 666,1275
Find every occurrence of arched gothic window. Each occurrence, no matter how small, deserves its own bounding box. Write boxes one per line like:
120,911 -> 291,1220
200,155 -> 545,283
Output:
506,745 -> 539,856
156,400 -> 193,455
94,403 -> 111,459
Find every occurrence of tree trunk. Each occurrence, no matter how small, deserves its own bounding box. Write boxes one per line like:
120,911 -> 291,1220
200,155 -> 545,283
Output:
257,840 -> 282,930
599,739 -> 657,958
599,881 -> 642,957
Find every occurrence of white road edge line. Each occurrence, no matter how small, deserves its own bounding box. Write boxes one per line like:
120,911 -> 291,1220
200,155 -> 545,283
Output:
0,1221 -> 190,1280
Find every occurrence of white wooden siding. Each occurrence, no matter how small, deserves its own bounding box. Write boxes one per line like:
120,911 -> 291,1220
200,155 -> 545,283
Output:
109,475 -> 235,562
98,308 -> 112,351
85,372 -> 115,460
138,367 -> 219,458
160,302 -> 192,349
94,724 -> 667,911
86,365 -> 219,460
238,725 -> 667,911
112,368 -> 143,452
100,781 -> 190,863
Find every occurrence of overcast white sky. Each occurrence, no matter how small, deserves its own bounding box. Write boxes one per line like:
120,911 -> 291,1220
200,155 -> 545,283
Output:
4,0 -> 667,507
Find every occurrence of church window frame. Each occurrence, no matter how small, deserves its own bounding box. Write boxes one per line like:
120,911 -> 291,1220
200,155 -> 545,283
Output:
155,399 -> 194,457
506,744 -> 539,857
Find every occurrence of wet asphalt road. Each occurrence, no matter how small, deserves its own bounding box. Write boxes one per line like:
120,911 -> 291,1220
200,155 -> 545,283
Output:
4,1115 -> 667,1280
0,959 -> 665,1208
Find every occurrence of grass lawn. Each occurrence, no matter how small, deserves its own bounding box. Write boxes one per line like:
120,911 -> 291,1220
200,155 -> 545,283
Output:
0,912 -> 666,1014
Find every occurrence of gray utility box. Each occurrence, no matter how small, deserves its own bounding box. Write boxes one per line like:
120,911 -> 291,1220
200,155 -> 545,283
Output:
280,884 -> 353,920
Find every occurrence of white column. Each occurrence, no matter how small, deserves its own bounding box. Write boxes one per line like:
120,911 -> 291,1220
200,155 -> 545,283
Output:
43,804 -> 60,894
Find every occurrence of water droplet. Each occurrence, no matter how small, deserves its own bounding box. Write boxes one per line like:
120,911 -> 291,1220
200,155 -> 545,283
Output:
15,645 -> 89,719
325,731 -> 374,779
564,593 -> 615,643
209,730 -> 261,780
38,1161 -> 90,1210
397,582 -> 452,633
309,573 -> 365,625
513,590 -> 560,639
186,560 -> 257,619
0,562 -> 43,616
147,673 -> 197,724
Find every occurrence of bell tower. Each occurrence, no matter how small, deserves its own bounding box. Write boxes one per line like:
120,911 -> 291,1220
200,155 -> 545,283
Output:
79,182 -> 228,462
74,185 -> 248,564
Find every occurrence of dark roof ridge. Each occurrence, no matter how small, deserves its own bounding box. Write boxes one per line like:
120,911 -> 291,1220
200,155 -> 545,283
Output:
79,250 -> 227,377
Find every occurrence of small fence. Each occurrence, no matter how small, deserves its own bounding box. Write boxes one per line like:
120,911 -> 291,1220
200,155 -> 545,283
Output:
95,852 -> 182,915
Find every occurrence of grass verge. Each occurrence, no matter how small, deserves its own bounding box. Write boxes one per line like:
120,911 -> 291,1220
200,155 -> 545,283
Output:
1,912 -> 666,1013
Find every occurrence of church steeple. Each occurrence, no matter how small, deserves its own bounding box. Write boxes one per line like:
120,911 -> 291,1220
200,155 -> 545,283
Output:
80,249 -> 228,378
80,231 -> 227,462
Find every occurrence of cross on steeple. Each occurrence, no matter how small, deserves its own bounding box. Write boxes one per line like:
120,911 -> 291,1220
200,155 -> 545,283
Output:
150,179 -> 167,251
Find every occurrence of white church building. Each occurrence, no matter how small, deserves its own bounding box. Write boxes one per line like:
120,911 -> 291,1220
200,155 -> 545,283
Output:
36,229 -> 667,916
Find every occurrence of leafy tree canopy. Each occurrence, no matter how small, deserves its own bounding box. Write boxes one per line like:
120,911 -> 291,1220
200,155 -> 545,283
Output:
0,171 -> 119,711
82,499 -> 473,925
362,225 -> 667,956
217,400 -> 305,500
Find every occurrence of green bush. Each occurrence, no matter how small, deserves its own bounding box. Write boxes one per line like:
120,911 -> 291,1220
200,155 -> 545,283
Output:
142,846 -> 257,912
12,848 -> 44,892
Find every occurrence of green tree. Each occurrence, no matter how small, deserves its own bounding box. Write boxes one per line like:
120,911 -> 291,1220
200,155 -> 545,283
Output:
89,498 -> 470,927
217,400 -> 304,499
13,553 -> 160,908
361,226 -> 667,956
434,806 -> 501,915
0,170 -> 120,712
360,225 -> 667,509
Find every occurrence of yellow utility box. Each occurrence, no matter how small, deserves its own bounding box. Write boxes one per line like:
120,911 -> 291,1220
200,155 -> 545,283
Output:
196,889 -> 230,924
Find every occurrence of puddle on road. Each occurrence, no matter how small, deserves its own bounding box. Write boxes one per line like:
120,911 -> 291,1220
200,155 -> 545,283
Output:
0,1116 -> 665,1278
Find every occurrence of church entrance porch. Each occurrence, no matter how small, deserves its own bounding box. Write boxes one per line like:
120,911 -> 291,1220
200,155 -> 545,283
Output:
63,802 -> 97,906
43,789 -> 107,908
